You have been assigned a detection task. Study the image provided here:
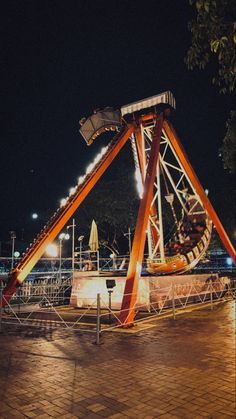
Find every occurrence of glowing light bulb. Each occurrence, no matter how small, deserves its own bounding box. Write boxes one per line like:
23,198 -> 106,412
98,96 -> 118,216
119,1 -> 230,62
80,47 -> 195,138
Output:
101,146 -> 107,155
86,162 -> 94,174
69,186 -> 76,196
60,198 -> 67,207
94,154 -> 101,165
78,176 -> 85,185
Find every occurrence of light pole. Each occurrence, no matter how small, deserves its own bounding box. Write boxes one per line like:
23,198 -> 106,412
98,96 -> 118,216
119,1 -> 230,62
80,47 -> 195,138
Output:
59,233 -> 70,282
10,231 -> 16,270
78,235 -> 84,271
67,219 -> 76,274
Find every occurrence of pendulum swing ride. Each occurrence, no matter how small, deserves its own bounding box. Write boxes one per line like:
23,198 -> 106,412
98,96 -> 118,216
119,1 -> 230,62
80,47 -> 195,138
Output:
1,91 -> 235,325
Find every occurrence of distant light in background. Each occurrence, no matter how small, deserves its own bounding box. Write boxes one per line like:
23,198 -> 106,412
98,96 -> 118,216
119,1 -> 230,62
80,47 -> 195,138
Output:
32,213 -> 38,219
46,244 -> 58,257
205,189 -> 209,196
14,251 -> 20,258
226,257 -> 233,266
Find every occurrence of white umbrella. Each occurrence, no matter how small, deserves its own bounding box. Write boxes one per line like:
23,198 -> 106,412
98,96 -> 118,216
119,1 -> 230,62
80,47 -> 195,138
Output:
89,220 -> 99,251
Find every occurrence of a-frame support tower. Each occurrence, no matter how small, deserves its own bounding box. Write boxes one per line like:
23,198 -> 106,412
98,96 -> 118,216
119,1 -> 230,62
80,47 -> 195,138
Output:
1,92 -> 235,328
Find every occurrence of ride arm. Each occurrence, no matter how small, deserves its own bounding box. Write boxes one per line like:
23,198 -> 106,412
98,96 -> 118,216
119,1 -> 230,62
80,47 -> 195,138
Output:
1,124 -> 134,306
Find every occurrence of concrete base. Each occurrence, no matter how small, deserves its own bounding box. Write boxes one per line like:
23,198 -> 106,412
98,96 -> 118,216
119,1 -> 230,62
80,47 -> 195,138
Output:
70,272 -> 227,311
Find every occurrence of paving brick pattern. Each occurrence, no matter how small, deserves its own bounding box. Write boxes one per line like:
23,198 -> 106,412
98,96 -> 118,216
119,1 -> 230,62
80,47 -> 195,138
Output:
0,301 -> 235,418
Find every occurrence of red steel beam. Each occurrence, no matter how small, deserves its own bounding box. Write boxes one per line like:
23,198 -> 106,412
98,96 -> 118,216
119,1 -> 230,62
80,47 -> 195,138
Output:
2,125 -> 134,306
135,126 -> 159,247
118,113 -> 164,326
164,120 -> 236,265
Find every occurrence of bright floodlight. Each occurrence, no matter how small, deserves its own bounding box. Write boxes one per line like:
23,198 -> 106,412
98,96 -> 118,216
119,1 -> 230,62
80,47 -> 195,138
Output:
32,213 -> 38,219
46,244 -> 58,257
65,233 -> 70,240
14,251 -> 20,258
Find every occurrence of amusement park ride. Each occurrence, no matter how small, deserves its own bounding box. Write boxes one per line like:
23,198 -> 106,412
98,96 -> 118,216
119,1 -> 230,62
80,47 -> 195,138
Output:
1,91 -> 236,325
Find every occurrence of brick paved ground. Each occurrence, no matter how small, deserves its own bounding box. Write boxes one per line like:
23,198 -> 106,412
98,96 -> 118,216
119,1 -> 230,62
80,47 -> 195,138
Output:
0,301 -> 235,418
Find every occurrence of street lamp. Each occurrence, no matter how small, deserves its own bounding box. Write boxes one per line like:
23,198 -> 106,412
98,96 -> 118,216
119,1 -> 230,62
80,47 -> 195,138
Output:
9,231 -> 16,270
67,219 -> 76,274
59,233 -> 70,282
78,235 -> 84,271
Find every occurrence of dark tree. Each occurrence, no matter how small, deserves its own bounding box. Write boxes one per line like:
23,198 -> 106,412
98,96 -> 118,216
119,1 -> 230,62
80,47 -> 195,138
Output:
185,0 -> 236,93
186,0 -> 236,175
219,110 -> 236,174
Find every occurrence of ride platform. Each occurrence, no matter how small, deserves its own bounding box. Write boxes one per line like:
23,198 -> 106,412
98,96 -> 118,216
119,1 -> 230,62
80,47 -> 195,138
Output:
70,271 -> 229,311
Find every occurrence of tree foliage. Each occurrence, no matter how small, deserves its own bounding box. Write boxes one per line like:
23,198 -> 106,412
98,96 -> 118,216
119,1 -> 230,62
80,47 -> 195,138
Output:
185,0 -> 236,93
185,0 -> 236,174
219,110 -> 236,173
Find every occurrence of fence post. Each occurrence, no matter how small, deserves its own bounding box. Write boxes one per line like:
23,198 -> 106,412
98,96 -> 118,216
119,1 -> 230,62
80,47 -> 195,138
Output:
171,282 -> 176,320
96,293 -> 101,345
210,279 -> 213,310
0,281 -> 3,333
18,287 -> 21,313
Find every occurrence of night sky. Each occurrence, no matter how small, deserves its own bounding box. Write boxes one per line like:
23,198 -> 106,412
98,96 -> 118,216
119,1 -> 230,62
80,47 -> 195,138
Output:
0,0 -> 235,249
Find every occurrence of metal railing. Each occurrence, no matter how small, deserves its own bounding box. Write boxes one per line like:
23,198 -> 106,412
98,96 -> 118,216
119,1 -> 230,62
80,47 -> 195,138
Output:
96,278 -> 236,333
1,253 -> 235,275
0,277 -> 235,344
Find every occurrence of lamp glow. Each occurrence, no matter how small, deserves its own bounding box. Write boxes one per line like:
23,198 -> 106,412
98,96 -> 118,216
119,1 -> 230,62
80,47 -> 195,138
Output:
46,244 -> 58,257
226,257 -> 233,266
59,232 -> 70,241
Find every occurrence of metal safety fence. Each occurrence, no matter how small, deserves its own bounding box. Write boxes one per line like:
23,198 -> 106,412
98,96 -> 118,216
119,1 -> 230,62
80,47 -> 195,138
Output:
0,277 -> 235,344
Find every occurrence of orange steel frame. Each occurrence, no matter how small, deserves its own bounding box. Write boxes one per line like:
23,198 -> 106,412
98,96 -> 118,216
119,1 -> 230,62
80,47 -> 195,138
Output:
118,116 -> 235,326
135,125 -> 159,247
163,120 -> 236,266
1,109 -> 235,327
118,113 -> 164,325
2,125 -> 134,305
